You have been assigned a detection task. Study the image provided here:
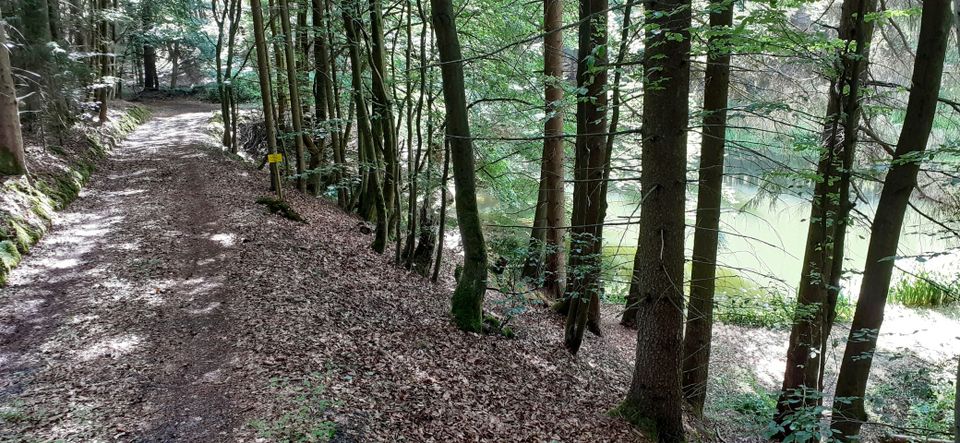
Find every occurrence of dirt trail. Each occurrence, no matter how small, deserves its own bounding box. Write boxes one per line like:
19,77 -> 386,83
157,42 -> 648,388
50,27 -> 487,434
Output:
0,102 -> 644,442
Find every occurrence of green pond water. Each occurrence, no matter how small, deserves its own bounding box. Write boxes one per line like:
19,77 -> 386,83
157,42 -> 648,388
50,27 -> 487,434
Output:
478,179 -> 960,300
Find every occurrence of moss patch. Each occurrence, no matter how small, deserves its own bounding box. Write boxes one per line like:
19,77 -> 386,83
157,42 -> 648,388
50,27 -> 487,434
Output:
609,401 -> 659,440
256,197 -> 307,223
0,106 -> 150,286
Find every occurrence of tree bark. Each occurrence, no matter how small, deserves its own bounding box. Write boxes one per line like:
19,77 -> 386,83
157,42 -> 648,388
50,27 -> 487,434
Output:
562,0 -> 608,354
367,0 -> 400,236
97,0 -> 109,124
830,2 -> 950,440
343,0 -> 388,252
681,0 -> 733,418
250,0 -> 284,199
279,0 -> 310,192
536,0 -> 565,301
619,0 -> 691,439
13,0 -> 53,124
0,10 -> 26,176
430,0 -> 489,332
775,0 -> 878,432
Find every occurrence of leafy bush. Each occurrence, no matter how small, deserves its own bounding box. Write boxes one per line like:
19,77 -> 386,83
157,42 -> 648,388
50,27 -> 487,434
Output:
889,272 -> 959,307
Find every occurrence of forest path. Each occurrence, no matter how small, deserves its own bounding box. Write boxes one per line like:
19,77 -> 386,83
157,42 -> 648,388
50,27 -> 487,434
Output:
0,102 -> 644,442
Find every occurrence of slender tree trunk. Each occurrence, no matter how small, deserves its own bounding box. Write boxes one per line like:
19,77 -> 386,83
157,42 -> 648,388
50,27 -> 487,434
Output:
251,0 -> 284,199
830,3 -> 950,440
279,0 -> 310,192
430,0 -> 488,332
268,0 -> 289,135
521,181 -> 548,281
432,138 -> 450,283
0,10 -> 27,176
562,0 -> 608,354
774,0 -> 878,432
343,0 -> 388,252
955,354 -> 959,443
680,0 -> 734,417
619,0 -> 691,439
368,0 -> 399,236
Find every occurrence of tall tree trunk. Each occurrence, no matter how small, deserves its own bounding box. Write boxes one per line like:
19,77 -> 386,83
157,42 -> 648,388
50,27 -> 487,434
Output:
343,0 -> 388,252
613,0 -> 636,328
955,354 -> 959,443
250,0 -> 284,199
521,179 -> 548,281
14,0 -> 53,126
142,1 -> 159,91
562,0 -> 608,354
830,3 -> 950,439
526,0 -> 565,300
619,0 -> 691,439
774,0 -> 878,432
681,0 -> 734,418
268,0 -> 289,135
0,10 -> 27,176
430,0 -> 488,332
279,0 -> 310,192
368,0 -> 399,236
169,41 -> 180,89
97,0 -> 109,124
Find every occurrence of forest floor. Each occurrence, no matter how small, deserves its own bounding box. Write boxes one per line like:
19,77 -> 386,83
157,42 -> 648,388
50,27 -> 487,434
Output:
0,101 -> 957,442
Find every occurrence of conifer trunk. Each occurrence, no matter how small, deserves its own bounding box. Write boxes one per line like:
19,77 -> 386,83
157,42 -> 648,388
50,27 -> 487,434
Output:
539,0 -> 564,300
681,0 -> 733,417
619,0 -> 691,439
0,9 -> 26,176
430,0 -> 488,332
830,2 -> 950,439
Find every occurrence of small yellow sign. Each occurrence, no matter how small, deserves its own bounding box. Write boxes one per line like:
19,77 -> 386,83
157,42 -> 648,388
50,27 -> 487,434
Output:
267,153 -> 283,163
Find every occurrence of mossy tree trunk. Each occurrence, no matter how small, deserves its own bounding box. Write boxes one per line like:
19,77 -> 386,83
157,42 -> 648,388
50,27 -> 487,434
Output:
0,9 -> 26,176
562,0 -> 608,354
430,0 -> 488,332
680,0 -> 734,418
830,2 -> 950,439
620,0 -> 691,439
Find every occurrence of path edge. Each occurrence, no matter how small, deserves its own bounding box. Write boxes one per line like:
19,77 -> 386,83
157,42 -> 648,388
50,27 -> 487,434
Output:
0,106 -> 152,285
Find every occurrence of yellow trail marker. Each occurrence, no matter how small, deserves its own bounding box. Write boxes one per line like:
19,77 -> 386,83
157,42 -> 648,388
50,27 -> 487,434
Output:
267,153 -> 283,163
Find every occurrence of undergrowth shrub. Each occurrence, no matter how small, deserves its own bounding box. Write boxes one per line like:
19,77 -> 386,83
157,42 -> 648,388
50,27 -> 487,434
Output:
249,373 -> 336,442
888,272 -> 959,307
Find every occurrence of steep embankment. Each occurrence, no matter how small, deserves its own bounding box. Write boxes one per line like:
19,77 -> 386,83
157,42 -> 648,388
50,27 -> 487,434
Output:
0,102 -> 647,442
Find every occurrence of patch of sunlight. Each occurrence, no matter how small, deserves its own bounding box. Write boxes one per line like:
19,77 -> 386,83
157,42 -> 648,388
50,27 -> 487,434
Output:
876,305 -> 960,361
42,257 -> 81,270
101,189 -> 147,198
77,334 -> 142,361
187,301 -> 221,315
68,314 -> 99,324
210,233 -> 237,247
180,277 -> 224,297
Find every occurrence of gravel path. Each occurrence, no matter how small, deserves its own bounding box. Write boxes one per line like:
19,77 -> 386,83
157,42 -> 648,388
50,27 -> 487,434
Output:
0,102 -> 646,442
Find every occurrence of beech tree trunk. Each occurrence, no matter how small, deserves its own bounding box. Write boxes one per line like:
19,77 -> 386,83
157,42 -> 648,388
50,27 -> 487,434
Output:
831,2 -> 950,439
97,0 -> 109,124
619,0 -> 691,439
343,0 -> 388,252
774,0 -> 878,432
250,0 -> 283,199
278,0 -> 310,192
14,0 -> 53,124
562,0 -> 608,354
681,0 -> 733,417
367,0 -> 400,237
0,10 -> 26,176
430,0 -> 489,332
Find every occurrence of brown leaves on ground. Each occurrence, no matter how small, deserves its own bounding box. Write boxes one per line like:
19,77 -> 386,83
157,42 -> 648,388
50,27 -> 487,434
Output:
0,102 -> 647,442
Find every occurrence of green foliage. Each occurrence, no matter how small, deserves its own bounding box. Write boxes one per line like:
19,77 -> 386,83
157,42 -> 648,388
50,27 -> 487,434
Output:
867,361 -> 957,438
888,272 -> 959,307
764,388 -> 829,443
248,373 -> 337,442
